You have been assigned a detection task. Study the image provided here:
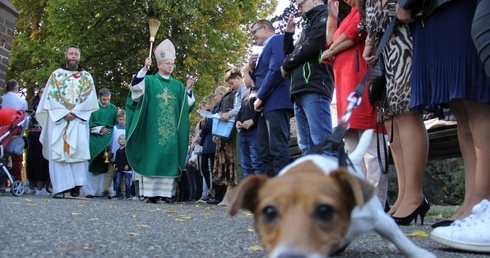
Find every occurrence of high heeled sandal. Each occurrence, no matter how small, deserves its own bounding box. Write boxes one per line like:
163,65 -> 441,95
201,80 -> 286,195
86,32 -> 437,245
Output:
393,198 -> 430,226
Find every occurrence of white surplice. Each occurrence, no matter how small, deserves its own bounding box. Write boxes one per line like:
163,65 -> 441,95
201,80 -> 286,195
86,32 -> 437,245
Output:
37,68 -> 99,194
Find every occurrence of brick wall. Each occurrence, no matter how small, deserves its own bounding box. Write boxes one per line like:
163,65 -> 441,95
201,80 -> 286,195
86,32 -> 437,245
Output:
0,0 -> 18,89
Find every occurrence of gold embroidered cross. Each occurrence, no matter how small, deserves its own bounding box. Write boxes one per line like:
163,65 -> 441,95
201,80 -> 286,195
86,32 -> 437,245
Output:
156,88 -> 175,104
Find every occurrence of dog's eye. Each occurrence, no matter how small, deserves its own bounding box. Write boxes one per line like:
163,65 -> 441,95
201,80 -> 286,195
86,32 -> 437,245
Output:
261,205 -> 279,223
314,204 -> 334,222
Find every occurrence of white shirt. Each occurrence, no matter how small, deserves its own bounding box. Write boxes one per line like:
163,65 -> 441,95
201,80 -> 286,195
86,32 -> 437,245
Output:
2,92 -> 28,110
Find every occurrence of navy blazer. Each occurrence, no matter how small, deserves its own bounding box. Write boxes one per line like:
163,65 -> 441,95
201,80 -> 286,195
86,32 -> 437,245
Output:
251,35 -> 293,115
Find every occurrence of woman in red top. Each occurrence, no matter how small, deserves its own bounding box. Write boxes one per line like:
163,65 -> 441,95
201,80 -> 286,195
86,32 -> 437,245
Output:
321,0 -> 388,208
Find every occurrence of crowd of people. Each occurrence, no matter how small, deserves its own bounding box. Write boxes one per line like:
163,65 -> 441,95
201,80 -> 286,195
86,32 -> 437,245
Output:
1,0 -> 489,254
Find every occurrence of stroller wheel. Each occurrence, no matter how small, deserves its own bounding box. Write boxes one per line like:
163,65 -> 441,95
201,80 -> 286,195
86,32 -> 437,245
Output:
10,180 -> 25,196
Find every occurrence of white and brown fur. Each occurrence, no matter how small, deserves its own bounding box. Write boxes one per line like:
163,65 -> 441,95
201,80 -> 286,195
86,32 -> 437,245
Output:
229,130 -> 435,258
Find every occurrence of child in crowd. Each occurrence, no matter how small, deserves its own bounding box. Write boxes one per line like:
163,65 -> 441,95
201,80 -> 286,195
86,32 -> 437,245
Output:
113,134 -> 132,199
235,65 -> 263,178
103,109 -> 126,198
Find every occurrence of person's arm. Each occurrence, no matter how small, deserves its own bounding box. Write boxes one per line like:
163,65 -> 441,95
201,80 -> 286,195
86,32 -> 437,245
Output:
282,11 -> 328,73
283,13 -> 296,56
129,57 -> 151,101
256,36 -> 286,103
326,0 -> 339,47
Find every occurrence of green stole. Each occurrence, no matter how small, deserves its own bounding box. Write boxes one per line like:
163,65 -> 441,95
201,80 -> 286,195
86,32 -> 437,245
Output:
89,102 -> 118,173
125,74 -> 192,177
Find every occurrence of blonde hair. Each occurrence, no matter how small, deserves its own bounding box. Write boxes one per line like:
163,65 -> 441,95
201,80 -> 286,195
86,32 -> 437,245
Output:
224,67 -> 242,82
202,94 -> 216,109
214,85 -> 229,96
117,109 -> 126,118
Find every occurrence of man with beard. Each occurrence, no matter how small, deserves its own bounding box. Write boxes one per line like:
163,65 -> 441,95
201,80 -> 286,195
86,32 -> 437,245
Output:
36,45 -> 99,198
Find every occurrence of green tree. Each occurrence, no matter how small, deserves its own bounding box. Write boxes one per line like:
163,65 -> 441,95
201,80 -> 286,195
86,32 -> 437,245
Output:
8,0 -> 276,119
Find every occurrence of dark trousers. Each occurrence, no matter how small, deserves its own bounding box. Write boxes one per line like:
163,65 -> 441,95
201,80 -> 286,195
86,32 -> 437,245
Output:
200,153 -> 215,191
257,109 -> 292,177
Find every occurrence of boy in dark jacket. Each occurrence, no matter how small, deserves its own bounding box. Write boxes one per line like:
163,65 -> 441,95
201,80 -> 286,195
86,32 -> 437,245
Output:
236,66 -> 263,178
113,134 -> 132,199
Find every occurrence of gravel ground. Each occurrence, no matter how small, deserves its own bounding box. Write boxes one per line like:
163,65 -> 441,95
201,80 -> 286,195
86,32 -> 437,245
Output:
0,194 -> 489,258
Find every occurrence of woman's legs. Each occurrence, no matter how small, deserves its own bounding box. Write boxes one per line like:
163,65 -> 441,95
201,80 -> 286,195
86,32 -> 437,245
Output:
385,117 -> 405,214
391,111 -> 429,218
450,99 -> 490,219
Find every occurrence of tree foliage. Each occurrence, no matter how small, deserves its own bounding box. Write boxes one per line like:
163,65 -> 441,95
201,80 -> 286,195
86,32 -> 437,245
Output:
8,0 -> 276,114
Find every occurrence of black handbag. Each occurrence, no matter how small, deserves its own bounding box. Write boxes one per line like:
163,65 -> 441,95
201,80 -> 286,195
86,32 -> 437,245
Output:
368,55 -> 387,106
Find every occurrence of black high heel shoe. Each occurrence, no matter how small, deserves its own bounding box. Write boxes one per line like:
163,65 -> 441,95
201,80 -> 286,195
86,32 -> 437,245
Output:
392,198 -> 430,226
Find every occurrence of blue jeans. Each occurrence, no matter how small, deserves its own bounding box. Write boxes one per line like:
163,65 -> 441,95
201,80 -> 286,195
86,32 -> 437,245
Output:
294,93 -> 336,157
115,170 -> 131,198
239,128 -> 263,178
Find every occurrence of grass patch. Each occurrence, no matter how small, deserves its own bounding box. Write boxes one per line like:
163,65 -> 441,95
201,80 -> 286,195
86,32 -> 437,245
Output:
427,205 -> 458,219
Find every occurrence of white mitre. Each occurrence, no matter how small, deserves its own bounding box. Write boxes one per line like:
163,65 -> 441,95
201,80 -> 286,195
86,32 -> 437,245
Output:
154,39 -> 176,62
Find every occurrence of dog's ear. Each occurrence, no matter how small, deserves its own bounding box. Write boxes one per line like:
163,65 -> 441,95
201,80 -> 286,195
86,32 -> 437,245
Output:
228,174 -> 268,216
330,168 -> 375,208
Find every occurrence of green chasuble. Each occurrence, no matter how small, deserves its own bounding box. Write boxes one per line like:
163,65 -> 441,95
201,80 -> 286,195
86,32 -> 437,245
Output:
88,102 -> 118,173
125,74 -> 194,177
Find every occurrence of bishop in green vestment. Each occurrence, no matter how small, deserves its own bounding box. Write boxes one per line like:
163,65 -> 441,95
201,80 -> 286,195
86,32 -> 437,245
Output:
125,39 -> 195,201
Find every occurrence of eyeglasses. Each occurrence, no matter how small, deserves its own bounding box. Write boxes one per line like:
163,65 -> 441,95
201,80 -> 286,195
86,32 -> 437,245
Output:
250,26 -> 264,35
296,0 -> 309,9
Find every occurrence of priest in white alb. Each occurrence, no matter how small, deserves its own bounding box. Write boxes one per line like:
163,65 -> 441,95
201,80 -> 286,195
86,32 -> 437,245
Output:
37,44 -> 99,198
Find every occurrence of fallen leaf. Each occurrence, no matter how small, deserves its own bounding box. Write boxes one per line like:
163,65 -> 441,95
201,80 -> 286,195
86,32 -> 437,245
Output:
407,230 -> 428,238
244,211 -> 253,216
25,198 -> 32,202
247,228 -> 255,232
131,214 -> 137,218
136,224 -> 149,228
249,245 -> 264,252
128,232 -> 140,236
88,218 -> 99,221
175,218 -> 185,222
180,215 -> 192,219
71,213 -> 82,216
108,206 -> 115,209
135,208 -> 142,211
27,203 -> 36,207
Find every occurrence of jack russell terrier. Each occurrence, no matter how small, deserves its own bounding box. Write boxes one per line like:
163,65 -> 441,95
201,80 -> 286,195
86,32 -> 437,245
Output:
229,129 -> 435,258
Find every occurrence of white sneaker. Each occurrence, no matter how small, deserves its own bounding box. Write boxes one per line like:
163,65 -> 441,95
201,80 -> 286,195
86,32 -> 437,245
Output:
27,188 -> 37,195
430,199 -> 490,253
35,189 -> 50,196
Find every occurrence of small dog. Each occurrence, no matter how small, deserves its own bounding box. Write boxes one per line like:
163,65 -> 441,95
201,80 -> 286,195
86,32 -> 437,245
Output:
229,130 -> 435,258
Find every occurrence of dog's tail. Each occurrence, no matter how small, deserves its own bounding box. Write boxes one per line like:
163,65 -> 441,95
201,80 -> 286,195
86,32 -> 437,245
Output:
348,129 -> 373,165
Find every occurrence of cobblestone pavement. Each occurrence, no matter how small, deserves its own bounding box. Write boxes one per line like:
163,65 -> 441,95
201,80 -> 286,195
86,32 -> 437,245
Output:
0,194 -> 489,258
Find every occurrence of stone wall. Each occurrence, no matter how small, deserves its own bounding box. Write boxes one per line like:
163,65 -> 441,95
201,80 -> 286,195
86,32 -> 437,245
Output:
0,0 -> 18,88
387,158 -> 465,206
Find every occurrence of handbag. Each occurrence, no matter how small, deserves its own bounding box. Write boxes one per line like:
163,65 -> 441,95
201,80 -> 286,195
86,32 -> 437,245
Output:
368,55 -> 387,106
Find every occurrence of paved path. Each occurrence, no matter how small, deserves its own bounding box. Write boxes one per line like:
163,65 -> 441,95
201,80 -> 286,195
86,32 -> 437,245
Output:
0,194 -> 488,258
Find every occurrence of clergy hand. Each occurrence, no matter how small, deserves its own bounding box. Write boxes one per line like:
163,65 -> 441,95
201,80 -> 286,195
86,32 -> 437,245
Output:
143,57 -> 152,71
64,113 -> 76,121
186,76 -> 197,90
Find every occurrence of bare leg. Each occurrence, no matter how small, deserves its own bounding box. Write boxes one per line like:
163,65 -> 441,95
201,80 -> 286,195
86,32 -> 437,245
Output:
451,99 -> 490,219
392,111 -> 428,218
386,117 -> 405,214
449,100 -> 475,220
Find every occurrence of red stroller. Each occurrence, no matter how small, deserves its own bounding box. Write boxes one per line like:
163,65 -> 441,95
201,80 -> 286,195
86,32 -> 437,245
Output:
0,108 -> 29,196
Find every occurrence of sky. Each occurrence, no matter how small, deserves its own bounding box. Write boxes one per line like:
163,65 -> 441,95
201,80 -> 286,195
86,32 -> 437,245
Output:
274,1 -> 290,15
